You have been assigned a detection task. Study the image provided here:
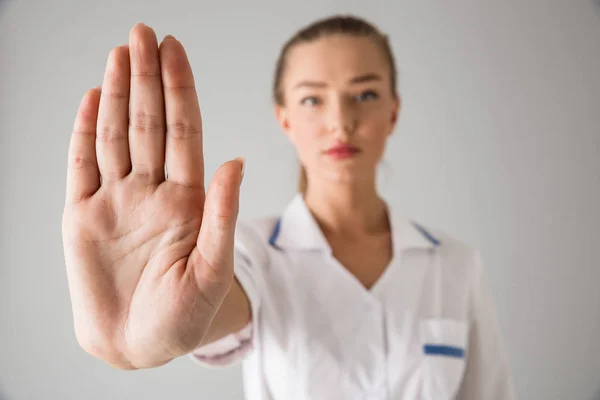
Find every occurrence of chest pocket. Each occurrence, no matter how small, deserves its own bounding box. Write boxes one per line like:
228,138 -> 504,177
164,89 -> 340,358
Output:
420,318 -> 469,400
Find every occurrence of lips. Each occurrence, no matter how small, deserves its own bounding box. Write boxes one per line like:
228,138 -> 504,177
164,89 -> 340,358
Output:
324,144 -> 361,155
323,143 -> 361,160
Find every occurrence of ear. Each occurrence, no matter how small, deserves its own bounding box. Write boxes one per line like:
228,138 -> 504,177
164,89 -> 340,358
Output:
389,94 -> 401,135
275,104 -> 292,139
392,94 -> 401,124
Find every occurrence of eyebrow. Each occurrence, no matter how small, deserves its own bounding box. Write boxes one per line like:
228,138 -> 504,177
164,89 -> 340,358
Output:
292,73 -> 383,89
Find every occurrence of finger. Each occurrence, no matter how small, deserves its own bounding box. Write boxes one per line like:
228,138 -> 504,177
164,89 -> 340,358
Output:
193,158 -> 245,283
66,87 -> 102,204
128,23 -> 166,182
96,45 -> 131,182
159,35 -> 204,189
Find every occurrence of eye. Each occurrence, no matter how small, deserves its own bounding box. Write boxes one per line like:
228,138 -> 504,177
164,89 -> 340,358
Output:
355,90 -> 379,102
300,96 -> 321,106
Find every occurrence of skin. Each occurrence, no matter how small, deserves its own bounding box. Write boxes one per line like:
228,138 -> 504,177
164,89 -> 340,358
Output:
63,23 -> 248,370
275,35 -> 401,281
62,24 -> 400,371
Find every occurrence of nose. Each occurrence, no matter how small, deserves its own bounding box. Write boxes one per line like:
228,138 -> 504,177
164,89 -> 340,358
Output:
325,97 -> 357,136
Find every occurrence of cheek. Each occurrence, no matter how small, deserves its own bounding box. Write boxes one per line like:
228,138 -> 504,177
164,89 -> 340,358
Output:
362,110 -> 391,138
359,115 -> 392,158
289,111 -> 326,148
363,105 -> 392,129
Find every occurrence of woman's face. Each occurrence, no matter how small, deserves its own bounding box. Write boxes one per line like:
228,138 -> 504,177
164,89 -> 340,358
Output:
276,34 -> 400,187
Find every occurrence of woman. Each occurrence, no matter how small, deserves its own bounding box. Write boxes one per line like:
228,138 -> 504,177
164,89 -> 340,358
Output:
62,15 -> 515,400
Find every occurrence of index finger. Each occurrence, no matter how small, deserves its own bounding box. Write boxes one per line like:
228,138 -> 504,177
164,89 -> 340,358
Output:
66,87 -> 102,204
159,35 -> 204,189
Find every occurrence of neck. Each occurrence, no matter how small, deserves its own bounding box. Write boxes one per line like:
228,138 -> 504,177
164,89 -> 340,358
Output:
303,172 -> 390,238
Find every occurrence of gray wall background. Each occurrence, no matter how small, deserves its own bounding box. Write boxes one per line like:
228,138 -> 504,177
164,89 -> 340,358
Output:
1,0 -> 599,399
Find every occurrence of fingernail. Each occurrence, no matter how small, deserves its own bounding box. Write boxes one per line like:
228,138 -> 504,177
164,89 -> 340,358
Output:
236,157 -> 246,181
164,34 -> 176,41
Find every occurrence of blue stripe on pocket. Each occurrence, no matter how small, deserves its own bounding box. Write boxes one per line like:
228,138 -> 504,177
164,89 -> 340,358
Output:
423,344 -> 465,358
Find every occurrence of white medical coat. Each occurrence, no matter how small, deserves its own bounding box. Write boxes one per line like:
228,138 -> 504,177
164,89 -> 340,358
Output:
191,194 -> 516,400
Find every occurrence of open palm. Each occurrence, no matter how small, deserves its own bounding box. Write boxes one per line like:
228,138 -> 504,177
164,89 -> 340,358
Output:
61,23 -> 244,369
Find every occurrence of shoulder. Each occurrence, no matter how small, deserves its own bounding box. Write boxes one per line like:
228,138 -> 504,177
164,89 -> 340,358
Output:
235,216 -> 279,245
414,222 -> 482,275
411,223 -> 489,317
233,216 -> 279,262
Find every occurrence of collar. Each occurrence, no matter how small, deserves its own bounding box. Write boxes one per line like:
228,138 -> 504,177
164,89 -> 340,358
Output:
269,193 -> 439,252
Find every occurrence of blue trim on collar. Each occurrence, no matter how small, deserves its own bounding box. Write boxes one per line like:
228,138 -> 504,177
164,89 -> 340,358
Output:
268,218 -> 282,248
412,222 -> 441,247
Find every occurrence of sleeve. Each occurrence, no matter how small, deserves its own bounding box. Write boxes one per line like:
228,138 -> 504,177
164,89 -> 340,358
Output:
457,251 -> 517,399
189,222 -> 265,369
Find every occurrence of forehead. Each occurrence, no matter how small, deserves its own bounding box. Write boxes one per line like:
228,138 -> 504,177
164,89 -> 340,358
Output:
283,35 -> 390,86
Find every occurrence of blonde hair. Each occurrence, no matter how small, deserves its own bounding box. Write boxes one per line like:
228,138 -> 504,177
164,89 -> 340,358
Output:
271,14 -> 398,194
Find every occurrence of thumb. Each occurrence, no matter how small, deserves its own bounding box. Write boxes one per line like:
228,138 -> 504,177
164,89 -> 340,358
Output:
195,157 -> 245,282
